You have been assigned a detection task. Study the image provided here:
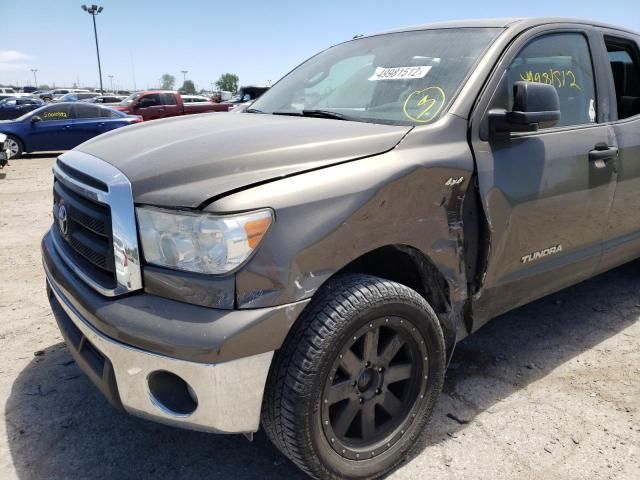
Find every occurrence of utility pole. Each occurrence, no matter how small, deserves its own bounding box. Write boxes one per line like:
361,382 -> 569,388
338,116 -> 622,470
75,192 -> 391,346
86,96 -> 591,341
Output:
181,70 -> 188,84
81,4 -> 105,93
108,75 -> 113,92
30,69 -> 38,88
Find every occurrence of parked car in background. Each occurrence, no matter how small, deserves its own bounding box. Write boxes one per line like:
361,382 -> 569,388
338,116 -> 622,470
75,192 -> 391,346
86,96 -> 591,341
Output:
0,102 -> 141,158
0,132 -> 8,169
181,95 -> 213,103
215,85 -> 270,111
0,88 -> 36,99
85,95 -> 126,104
21,86 -> 38,93
40,89 -> 90,102
53,92 -> 101,103
112,90 -> 221,120
116,90 -> 131,95
0,97 -> 45,120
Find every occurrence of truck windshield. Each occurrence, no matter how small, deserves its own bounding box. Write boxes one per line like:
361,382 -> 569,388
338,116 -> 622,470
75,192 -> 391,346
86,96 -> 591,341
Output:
251,28 -> 501,126
121,93 -> 142,105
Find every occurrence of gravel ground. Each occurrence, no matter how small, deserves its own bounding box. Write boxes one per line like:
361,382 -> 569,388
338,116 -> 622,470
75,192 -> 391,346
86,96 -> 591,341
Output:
0,155 -> 638,480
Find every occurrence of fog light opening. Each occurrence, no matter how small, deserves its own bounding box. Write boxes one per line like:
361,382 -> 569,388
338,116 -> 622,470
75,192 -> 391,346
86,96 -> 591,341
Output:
147,370 -> 198,416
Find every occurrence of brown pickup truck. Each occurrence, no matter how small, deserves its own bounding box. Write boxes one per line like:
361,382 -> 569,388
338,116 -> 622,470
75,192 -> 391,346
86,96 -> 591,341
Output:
112,90 -> 221,121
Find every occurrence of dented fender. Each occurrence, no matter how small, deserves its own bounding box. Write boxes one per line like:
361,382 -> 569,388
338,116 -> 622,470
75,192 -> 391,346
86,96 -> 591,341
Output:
206,114 -> 477,354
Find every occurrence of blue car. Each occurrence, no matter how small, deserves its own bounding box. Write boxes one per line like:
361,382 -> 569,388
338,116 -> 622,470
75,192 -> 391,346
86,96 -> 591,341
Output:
0,102 -> 142,158
0,97 -> 44,120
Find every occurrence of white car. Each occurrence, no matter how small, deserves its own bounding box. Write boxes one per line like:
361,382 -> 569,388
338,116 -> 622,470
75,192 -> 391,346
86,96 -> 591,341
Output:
0,87 -> 36,99
0,132 -> 9,168
181,95 -> 213,103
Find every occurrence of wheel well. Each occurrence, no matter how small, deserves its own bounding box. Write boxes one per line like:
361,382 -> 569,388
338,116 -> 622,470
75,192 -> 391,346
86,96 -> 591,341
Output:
5,134 -> 24,150
336,245 -> 450,314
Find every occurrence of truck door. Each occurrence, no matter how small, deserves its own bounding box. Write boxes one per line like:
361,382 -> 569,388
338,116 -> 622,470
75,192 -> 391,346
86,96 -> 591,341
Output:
597,32 -> 640,270
470,28 -> 618,324
134,93 -> 163,120
159,93 -> 181,117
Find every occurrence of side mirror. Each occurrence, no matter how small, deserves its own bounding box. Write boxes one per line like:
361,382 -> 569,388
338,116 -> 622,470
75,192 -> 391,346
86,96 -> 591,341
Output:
30,115 -> 42,124
489,81 -> 560,136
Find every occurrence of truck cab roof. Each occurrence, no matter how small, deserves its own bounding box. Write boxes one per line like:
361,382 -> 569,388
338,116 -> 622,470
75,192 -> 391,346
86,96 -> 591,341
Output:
379,17 -> 638,36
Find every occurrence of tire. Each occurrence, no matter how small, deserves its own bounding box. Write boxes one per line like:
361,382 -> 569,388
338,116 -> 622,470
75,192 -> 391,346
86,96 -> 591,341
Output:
262,274 -> 446,479
5,135 -> 23,159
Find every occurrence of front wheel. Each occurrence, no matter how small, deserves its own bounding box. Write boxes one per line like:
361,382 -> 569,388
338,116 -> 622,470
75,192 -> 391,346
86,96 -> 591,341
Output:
262,274 -> 446,479
5,135 -> 23,159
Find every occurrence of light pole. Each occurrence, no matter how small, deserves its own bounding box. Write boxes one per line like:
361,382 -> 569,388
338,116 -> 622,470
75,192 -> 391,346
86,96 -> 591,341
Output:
30,69 -> 38,88
81,4 -> 104,93
181,70 -> 188,85
108,75 -> 113,92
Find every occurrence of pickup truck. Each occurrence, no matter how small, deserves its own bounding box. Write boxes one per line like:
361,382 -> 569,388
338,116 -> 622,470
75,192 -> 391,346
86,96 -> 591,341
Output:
41,17 -> 640,480
112,90 -> 220,121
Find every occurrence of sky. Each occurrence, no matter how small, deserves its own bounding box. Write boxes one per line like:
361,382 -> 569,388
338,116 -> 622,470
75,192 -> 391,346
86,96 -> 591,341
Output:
1,0 -> 639,91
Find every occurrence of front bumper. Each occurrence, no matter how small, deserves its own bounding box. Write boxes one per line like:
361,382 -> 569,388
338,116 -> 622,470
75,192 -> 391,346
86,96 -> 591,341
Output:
42,230 -> 309,433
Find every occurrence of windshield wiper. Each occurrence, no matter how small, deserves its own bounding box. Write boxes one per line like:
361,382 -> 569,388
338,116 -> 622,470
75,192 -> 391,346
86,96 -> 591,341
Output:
246,108 -> 265,114
272,109 -> 358,121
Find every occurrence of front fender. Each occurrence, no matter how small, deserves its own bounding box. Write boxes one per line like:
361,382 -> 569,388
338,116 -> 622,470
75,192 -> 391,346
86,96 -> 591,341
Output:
206,114 -> 474,315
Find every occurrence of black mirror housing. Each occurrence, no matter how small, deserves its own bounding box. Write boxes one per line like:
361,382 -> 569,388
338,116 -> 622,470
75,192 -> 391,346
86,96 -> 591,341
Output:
30,115 -> 42,123
489,81 -> 561,136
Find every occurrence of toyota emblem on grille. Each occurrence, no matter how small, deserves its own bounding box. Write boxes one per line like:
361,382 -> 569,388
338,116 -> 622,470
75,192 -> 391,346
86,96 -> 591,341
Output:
58,204 -> 68,235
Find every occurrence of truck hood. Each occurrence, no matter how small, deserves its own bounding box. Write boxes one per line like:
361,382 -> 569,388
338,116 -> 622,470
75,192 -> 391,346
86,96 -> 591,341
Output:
75,113 -> 411,207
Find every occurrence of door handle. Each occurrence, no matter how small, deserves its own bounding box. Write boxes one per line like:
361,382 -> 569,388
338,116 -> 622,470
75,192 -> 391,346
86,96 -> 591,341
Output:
589,145 -> 618,162
97,123 -> 104,127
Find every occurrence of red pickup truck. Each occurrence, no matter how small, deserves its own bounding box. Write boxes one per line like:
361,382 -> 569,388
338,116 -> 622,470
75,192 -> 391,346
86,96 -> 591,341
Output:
112,90 -> 223,121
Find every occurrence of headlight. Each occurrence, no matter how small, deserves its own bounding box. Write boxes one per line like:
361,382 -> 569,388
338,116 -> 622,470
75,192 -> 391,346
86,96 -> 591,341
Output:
136,207 -> 273,275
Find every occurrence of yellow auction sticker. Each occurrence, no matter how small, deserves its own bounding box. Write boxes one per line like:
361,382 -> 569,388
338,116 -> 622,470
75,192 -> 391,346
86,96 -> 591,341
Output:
43,111 -> 68,119
403,86 -> 446,123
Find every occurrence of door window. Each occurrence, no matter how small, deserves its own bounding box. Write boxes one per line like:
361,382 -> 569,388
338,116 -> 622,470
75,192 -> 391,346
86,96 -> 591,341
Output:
605,36 -> 640,120
40,104 -> 73,121
160,93 -> 177,106
100,108 -> 122,118
492,33 -> 597,128
74,104 -> 102,119
138,94 -> 161,107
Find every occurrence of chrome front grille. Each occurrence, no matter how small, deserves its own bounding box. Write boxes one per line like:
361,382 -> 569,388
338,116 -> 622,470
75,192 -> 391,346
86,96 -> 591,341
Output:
53,179 -> 115,284
51,151 -> 142,296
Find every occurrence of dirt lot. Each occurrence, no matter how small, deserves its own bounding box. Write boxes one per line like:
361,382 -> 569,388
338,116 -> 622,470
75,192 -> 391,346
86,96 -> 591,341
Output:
0,155 -> 638,480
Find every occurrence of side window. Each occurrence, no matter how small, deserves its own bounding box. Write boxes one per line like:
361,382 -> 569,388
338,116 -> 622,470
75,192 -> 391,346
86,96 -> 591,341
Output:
40,104 -> 73,121
74,104 -> 101,119
605,36 -> 640,120
160,93 -> 177,106
138,94 -> 161,107
493,33 -> 597,128
100,108 -> 121,118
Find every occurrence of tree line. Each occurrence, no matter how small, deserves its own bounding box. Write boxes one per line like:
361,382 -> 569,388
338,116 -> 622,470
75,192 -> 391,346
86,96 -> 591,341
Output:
160,73 -> 239,94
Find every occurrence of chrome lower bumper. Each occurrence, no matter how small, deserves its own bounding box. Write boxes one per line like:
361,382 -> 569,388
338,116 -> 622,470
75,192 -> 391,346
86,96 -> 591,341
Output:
46,264 -> 273,434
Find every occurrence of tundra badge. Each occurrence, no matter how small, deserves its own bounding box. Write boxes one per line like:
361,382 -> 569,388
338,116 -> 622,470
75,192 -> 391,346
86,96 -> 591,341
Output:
521,244 -> 563,264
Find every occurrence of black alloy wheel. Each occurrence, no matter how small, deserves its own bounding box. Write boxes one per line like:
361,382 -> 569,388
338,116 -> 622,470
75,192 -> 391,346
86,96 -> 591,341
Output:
320,316 -> 427,460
